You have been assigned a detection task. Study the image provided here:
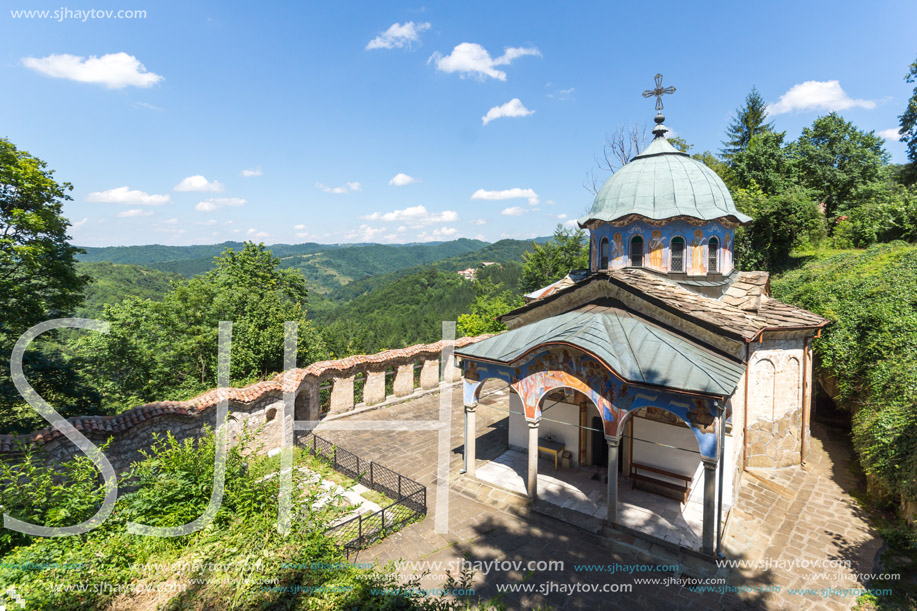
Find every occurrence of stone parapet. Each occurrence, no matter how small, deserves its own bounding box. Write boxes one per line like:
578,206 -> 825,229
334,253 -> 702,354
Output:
0,334 -> 493,472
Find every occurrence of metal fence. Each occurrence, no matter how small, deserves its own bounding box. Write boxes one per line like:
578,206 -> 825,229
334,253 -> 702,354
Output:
302,433 -> 427,552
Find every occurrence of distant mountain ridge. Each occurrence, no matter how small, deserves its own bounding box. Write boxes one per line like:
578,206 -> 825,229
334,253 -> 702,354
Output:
76,237 -> 547,294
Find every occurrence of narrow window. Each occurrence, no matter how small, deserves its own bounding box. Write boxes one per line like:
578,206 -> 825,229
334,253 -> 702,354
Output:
708,237 -> 719,272
599,237 -> 609,269
671,237 -> 685,272
630,236 -> 644,267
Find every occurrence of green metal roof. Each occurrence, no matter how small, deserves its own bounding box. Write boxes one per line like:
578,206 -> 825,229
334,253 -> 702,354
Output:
455,301 -> 745,397
579,136 -> 752,225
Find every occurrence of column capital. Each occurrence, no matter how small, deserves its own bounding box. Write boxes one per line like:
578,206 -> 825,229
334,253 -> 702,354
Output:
605,435 -> 620,448
527,419 -> 541,428
701,459 -> 718,471
464,402 -> 477,412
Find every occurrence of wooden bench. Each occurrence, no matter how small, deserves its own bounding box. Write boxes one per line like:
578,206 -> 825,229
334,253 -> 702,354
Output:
629,462 -> 693,503
537,437 -> 565,471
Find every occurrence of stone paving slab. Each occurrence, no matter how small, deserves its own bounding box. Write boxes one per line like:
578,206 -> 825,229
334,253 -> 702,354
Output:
312,382 -> 883,610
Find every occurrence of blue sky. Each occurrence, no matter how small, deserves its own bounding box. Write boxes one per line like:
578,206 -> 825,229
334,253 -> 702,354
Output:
2,0 -> 915,247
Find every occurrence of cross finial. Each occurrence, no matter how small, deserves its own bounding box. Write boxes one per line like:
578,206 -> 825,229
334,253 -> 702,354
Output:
642,73 -> 676,112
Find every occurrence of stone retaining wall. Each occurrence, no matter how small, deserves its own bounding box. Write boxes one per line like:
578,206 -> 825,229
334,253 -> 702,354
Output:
0,335 -> 489,473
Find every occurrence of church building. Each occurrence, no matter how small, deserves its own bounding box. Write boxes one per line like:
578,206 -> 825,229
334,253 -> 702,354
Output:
454,77 -> 829,556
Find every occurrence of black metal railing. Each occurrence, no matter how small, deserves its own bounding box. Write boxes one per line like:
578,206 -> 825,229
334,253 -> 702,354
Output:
302,433 -> 427,552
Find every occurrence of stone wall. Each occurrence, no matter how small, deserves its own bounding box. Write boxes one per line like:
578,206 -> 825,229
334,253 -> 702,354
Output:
743,331 -> 812,468
0,335 -> 487,473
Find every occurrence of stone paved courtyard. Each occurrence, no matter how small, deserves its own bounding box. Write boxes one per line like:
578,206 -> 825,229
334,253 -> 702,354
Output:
313,382 -> 883,610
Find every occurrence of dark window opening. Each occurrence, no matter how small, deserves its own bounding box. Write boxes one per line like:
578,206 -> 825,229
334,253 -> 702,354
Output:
671,237 -> 685,272
630,236 -> 644,267
599,237 -> 609,269
708,237 -> 719,272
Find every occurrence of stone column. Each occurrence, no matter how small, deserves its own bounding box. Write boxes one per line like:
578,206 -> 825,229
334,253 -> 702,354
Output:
394,363 -> 414,397
330,375 -> 354,413
420,359 -> 440,389
527,420 -> 540,500
294,380 -> 320,423
606,436 -> 620,524
464,404 -> 477,477
362,370 -> 386,405
443,356 -> 461,383
702,461 -> 717,555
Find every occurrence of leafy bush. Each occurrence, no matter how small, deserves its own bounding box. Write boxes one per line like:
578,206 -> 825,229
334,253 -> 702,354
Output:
0,428 -> 486,609
734,183 -> 827,270
772,243 -> 917,501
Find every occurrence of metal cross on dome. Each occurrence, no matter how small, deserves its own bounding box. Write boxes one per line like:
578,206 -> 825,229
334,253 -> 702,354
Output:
642,73 -> 676,111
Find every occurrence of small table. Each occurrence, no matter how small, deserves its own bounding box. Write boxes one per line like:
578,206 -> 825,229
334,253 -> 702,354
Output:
537,437 -> 565,471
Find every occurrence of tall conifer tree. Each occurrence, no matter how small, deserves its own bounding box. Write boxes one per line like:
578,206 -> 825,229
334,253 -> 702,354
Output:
721,87 -> 775,160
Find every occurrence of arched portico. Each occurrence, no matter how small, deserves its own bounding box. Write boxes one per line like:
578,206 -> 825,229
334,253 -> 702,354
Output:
459,344 -> 726,554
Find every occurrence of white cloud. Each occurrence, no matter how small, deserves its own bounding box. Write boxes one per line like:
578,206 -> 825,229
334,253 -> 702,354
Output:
547,86 -> 574,101
428,43 -> 540,81
175,175 -> 224,192
416,226 -> 460,242
117,208 -> 154,218
70,217 -> 88,230
768,80 -> 876,115
878,128 -> 902,140
241,166 -> 262,177
556,213 -> 568,219
362,205 -> 458,227
563,219 -> 579,228
397,226 -> 407,232
22,52 -> 163,89
195,197 -> 247,212
163,218 -> 179,224
470,218 -> 486,225
501,206 -> 526,216
482,98 -> 534,125
132,101 -> 163,111
471,187 -> 539,205
86,186 -> 170,206
389,173 -> 417,186
346,224 -> 387,242
366,21 -> 431,50
293,224 -> 306,230
246,228 -> 270,239
195,219 -> 218,226
316,181 -> 361,194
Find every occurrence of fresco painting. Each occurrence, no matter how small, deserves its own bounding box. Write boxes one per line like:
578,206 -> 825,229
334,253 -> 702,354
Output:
690,229 -> 705,274
461,345 -> 721,458
588,219 -> 735,276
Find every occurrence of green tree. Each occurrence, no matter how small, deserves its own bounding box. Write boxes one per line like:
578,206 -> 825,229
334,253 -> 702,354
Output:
0,138 -> 87,341
720,86 -> 775,160
0,139 -> 95,434
730,131 -> 795,194
788,112 -> 890,219
733,183 -> 826,270
75,242 -> 328,409
899,55 -> 917,167
457,276 -> 522,336
521,225 -> 588,292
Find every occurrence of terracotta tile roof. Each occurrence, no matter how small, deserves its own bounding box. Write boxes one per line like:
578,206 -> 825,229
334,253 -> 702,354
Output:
0,335 -> 491,454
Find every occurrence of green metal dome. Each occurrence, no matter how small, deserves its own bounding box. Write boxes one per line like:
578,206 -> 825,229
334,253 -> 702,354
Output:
579,134 -> 752,226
